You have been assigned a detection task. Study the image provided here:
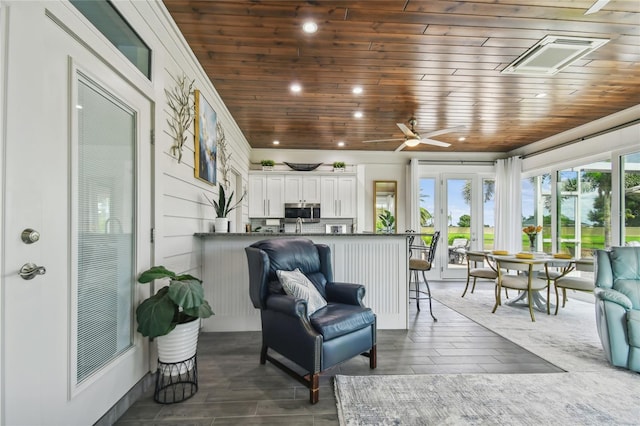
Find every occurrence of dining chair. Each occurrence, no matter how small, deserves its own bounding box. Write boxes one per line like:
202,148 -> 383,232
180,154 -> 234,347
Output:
462,251 -> 496,297
553,259 -> 595,315
493,258 -> 550,322
408,231 -> 440,321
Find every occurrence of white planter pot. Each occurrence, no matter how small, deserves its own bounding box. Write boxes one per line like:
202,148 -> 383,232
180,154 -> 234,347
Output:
156,318 -> 200,365
214,217 -> 229,233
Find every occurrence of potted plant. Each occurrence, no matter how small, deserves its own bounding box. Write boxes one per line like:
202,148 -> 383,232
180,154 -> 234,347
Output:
378,209 -> 395,233
136,266 -> 214,363
261,159 -> 275,171
204,186 -> 245,233
333,161 -> 346,172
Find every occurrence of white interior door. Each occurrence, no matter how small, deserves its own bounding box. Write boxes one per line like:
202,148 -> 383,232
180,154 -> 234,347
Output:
2,6 -> 150,425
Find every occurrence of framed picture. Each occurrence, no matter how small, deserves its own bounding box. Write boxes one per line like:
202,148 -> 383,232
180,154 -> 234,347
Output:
194,90 -> 217,185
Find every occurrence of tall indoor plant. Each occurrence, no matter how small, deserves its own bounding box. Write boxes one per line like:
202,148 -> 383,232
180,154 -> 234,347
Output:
137,266 -> 213,362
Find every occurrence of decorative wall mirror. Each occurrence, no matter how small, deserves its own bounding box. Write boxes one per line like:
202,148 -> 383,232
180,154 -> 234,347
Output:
374,180 -> 397,233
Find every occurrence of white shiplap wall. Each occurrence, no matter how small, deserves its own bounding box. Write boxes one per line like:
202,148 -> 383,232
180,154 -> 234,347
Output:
125,2 -> 252,279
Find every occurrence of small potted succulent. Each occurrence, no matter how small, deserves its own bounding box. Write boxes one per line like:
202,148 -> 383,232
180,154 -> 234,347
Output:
333,161 -> 346,172
204,186 -> 245,233
261,159 -> 275,171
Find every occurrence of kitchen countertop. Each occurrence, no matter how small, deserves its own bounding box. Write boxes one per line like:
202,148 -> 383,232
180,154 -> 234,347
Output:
194,232 -> 417,238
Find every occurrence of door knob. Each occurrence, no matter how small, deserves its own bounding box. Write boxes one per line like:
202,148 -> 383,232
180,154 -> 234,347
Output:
19,263 -> 46,280
21,228 -> 40,244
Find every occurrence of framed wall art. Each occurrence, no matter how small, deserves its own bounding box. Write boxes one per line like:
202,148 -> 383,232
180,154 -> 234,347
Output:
194,89 -> 217,185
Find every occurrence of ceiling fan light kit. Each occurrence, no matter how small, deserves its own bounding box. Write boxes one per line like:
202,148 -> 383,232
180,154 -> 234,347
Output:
363,117 -> 461,151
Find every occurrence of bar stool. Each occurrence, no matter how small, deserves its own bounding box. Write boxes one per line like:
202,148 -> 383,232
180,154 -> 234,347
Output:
408,230 -> 440,321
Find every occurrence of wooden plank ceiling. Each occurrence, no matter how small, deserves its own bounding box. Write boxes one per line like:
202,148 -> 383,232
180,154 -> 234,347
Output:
164,0 -> 640,153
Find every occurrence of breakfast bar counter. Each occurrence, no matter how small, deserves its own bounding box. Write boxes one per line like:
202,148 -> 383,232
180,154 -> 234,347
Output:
194,232 -> 412,331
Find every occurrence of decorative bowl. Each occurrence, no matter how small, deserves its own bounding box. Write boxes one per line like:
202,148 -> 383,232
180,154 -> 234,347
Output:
283,162 -> 323,171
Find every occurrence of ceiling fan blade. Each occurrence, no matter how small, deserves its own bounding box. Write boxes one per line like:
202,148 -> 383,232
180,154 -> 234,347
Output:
420,138 -> 451,148
396,123 -> 416,137
585,0 -> 609,14
422,125 -> 466,138
363,138 -> 405,143
394,142 -> 408,152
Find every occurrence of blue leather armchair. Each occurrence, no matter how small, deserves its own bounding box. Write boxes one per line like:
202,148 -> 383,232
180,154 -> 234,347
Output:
594,247 -> 640,373
245,238 -> 377,403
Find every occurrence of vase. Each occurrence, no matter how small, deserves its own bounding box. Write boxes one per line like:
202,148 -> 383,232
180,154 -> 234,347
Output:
528,234 -> 537,252
214,217 -> 229,233
156,318 -> 200,373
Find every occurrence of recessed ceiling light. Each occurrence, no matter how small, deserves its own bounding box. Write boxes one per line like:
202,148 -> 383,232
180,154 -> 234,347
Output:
353,111 -> 363,118
535,93 -> 547,98
302,21 -> 318,34
273,140 -> 280,145
290,83 -> 302,93
352,86 -> 363,94
458,137 -> 466,142
337,141 -> 345,147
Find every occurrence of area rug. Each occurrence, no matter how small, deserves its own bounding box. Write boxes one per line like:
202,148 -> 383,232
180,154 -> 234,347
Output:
432,286 -> 608,372
335,286 -> 640,425
335,371 -> 640,425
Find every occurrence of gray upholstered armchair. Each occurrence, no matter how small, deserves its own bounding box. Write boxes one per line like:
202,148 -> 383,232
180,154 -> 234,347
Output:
594,247 -> 640,373
245,238 -> 377,403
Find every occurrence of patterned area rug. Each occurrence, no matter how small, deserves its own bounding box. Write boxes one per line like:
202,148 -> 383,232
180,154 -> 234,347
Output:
335,287 -> 640,425
335,371 -> 640,425
432,286 -> 608,372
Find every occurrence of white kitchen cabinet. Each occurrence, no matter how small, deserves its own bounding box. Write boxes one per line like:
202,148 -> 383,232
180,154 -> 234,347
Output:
248,174 -> 285,218
284,175 -> 321,203
321,175 -> 356,218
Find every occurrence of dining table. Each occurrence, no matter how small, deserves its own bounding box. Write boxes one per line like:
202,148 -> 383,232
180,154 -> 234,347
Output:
469,250 -> 593,313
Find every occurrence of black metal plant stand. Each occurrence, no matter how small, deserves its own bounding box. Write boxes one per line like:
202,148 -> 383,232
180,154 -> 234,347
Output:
153,354 -> 198,404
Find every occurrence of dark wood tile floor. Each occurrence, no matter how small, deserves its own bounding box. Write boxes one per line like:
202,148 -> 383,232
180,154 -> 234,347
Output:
115,282 -> 563,425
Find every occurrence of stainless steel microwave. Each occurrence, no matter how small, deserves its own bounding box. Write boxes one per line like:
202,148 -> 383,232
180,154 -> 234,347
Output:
284,203 -> 321,223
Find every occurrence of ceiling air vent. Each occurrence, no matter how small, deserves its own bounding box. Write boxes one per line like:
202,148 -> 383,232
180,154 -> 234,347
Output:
501,35 -> 609,76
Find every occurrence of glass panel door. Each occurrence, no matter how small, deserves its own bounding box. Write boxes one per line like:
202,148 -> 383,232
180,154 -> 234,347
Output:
76,75 -> 135,382
622,151 -> 640,246
444,177 -> 472,277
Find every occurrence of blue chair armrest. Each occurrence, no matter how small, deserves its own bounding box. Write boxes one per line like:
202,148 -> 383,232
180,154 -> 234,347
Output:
266,294 -> 308,318
325,282 -> 365,306
595,288 -> 633,310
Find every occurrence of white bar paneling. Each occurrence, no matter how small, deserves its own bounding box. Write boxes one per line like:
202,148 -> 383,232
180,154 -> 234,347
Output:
199,234 -> 409,331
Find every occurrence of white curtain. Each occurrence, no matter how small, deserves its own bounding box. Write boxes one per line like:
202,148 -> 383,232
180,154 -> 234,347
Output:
409,159 -> 419,231
494,156 -> 522,252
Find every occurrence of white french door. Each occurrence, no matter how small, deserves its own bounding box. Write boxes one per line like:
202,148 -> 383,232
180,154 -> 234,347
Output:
2,6 -> 150,425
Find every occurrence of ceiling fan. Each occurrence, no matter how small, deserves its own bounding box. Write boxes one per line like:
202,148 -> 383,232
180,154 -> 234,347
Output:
363,117 -> 465,152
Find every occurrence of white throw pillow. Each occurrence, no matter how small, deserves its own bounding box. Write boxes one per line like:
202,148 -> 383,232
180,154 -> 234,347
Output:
276,268 -> 327,315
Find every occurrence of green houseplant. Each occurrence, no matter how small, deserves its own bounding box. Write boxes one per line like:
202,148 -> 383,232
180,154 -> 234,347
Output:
136,266 -> 214,339
377,209 -> 396,233
204,186 -> 246,232
261,159 -> 275,170
333,161 -> 346,171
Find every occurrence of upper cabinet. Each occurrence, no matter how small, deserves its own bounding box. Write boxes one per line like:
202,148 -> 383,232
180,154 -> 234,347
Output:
284,175 -> 321,203
321,175 -> 356,218
248,174 -> 285,218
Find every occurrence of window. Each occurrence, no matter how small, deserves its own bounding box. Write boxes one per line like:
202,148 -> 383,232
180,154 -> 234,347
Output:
71,0 -> 151,78
622,151 -> 640,246
483,179 -> 495,250
522,174 -> 550,252
557,160 -> 611,257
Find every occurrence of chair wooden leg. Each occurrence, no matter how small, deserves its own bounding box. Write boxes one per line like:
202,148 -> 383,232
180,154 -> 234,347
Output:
554,285 -> 560,315
369,345 -> 377,369
309,373 -> 319,404
562,288 -> 567,307
492,284 -> 501,313
528,289 -> 536,322
260,343 -> 268,364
